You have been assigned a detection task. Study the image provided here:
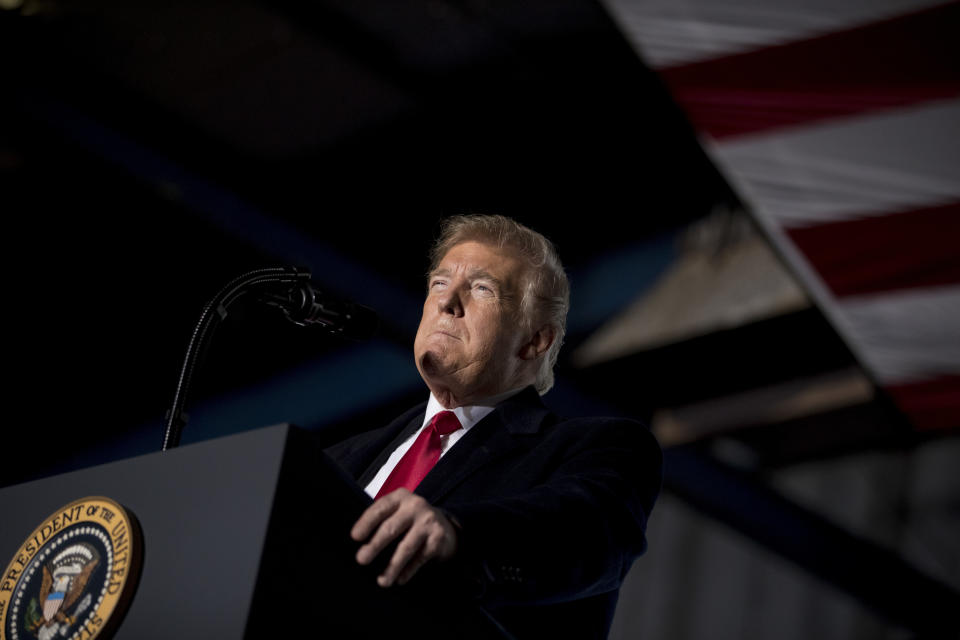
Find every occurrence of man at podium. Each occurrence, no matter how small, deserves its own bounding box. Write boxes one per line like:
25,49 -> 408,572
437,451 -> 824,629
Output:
327,215 -> 662,639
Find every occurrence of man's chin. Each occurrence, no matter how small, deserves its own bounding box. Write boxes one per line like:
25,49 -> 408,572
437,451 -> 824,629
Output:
418,351 -> 471,396
419,351 -> 451,379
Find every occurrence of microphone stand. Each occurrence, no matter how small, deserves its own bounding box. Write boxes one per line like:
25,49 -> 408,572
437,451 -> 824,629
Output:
161,267 -> 309,451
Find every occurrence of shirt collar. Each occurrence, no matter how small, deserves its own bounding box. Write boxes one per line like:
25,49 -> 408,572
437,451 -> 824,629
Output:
422,386 -> 526,431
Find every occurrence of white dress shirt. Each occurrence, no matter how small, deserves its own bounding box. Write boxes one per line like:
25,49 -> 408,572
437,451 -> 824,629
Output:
363,387 -> 524,498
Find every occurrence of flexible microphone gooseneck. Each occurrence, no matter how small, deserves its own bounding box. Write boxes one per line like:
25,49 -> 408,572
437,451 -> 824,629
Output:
161,267 -> 378,451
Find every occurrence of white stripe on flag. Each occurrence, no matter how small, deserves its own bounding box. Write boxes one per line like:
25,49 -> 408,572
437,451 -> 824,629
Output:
837,286 -> 960,384
711,98 -> 960,227
601,0 -> 944,68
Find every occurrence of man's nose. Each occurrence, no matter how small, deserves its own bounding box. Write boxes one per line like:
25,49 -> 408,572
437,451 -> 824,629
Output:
437,287 -> 465,317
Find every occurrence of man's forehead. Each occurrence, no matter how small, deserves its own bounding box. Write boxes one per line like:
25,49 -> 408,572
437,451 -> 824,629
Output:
434,241 -> 526,280
439,240 -> 521,265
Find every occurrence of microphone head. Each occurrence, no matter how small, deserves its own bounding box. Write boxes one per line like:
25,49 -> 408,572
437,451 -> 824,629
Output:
273,283 -> 379,340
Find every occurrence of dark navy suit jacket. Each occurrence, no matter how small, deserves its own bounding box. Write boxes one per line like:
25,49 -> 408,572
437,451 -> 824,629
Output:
325,387 -> 662,639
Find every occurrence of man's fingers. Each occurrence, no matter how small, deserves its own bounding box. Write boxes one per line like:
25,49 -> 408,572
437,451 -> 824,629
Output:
351,489 -> 458,586
395,527 -> 445,586
356,506 -> 414,566
395,550 -> 428,586
351,489 -> 407,542
381,512 -> 455,586
378,527 -> 428,587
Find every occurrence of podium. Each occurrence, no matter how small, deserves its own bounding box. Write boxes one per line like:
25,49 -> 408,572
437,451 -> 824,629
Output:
0,425 -> 503,639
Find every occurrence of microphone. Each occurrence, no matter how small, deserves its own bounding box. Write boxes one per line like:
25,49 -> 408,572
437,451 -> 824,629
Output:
259,281 -> 379,340
162,267 -> 379,450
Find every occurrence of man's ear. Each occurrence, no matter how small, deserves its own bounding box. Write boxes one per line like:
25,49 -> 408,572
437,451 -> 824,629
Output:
519,324 -> 556,361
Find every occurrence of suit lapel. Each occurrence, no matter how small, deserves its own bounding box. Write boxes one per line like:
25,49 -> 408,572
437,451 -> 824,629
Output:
417,387 -> 552,503
356,412 -> 426,487
331,402 -> 426,484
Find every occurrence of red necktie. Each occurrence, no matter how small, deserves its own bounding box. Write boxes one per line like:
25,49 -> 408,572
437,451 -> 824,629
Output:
375,411 -> 463,498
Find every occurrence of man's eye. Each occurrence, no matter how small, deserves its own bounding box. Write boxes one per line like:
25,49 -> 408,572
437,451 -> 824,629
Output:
430,280 -> 447,289
474,284 -> 494,294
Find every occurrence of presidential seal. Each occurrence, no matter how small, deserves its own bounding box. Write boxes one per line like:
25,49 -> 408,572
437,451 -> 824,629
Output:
0,497 -> 142,640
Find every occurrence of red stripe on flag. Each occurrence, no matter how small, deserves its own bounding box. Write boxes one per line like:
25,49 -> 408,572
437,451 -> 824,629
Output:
660,2 -> 960,140
885,375 -> 960,431
784,201 -> 960,298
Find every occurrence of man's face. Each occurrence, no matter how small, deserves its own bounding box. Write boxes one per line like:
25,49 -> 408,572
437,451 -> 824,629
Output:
414,241 -> 533,407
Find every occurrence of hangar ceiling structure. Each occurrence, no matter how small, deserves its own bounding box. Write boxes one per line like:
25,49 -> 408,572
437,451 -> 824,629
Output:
2,1 -> 958,636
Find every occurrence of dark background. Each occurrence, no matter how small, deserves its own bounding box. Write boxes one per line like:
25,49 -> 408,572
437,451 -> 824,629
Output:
3,0 -> 742,478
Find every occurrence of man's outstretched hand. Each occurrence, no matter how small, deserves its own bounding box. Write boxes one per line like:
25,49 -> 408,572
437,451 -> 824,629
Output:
351,488 -> 459,587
